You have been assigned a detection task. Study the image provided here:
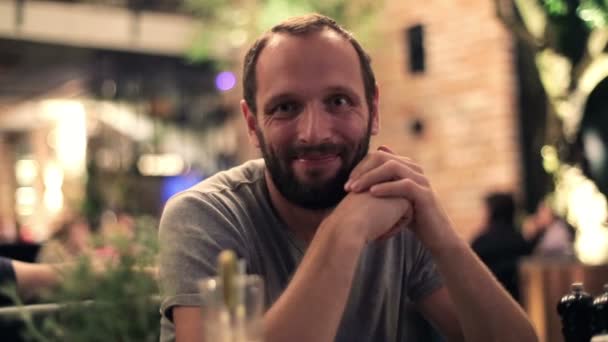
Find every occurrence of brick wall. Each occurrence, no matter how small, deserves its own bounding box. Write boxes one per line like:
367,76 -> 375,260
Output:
0,136 -> 16,237
370,0 -> 521,240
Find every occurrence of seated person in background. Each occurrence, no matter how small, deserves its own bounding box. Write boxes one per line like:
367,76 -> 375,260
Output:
37,215 -> 91,264
158,14 -> 538,342
523,201 -> 575,258
0,256 -> 65,304
472,192 -> 543,303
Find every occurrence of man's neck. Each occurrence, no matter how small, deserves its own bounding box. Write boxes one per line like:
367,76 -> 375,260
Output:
264,170 -> 332,243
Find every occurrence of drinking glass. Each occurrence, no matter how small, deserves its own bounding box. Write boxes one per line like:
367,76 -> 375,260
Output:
198,275 -> 264,342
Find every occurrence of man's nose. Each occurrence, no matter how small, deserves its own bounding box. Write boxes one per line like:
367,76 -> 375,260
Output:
297,104 -> 332,144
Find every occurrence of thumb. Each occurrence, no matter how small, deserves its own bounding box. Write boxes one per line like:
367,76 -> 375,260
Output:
378,145 -> 394,154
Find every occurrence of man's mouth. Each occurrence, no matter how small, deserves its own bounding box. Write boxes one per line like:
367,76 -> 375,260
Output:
296,153 -> 339,161
290,143 -> 344,161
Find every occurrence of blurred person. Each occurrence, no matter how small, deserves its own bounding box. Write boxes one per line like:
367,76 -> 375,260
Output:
159,14 -> 537,342
523,201 -> 574,257
0,255 -> 155,307
0,256 -> 65,304
472,192 -> 544,302
0,257 -> 75,342
37,216 -> 91,264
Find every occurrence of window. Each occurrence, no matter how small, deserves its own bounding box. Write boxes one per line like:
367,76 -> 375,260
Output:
405,24 -> 425,73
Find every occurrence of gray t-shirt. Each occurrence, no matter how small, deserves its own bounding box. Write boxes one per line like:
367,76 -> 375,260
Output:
158,159 -> 443,341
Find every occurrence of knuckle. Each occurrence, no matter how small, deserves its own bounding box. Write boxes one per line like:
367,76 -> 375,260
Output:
401,178 -> 413,188
386,159 -> 400,171
420,177 -> 430,187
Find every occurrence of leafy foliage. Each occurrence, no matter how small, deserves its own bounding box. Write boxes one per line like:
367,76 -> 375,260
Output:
11,216 -> 159,342
183,0 -> 381,62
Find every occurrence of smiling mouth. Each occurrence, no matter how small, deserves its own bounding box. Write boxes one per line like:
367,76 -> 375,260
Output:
296,153 -> 339,161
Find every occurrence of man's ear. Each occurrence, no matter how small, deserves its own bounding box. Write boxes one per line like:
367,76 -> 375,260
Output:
241,99 -> 261,148
370,85 -> 380,135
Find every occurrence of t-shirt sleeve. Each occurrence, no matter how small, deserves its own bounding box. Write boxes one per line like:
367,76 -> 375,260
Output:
405,235 -> 443,302
158,190 -> 248,322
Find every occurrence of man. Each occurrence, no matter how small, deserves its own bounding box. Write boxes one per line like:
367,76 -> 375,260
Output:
158,14 -> 538,342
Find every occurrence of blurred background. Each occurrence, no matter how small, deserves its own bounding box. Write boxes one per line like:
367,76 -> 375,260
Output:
0,0 -> 607,341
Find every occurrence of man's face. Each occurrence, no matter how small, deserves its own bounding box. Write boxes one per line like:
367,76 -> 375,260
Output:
246,29 -> 378,209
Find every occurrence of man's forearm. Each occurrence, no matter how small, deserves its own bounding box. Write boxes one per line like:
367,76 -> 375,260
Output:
428,228 -> 538,342
263,217 -> 365,342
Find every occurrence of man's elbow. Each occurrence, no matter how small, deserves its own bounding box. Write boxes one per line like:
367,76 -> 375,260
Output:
521,323 -> 539,342
506,320 -> 539,342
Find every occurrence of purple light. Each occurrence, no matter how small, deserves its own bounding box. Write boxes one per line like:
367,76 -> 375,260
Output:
215,71 -> 236,91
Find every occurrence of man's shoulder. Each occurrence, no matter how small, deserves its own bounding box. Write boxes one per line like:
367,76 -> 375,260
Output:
160,159 -> 268,227
159,159 -> 268,236
177,159 -> 265,199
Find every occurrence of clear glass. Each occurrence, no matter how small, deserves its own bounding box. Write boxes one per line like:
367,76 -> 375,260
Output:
198,275 -> 264,342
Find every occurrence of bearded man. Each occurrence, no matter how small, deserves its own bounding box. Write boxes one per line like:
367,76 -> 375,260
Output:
158,13 -> 538,342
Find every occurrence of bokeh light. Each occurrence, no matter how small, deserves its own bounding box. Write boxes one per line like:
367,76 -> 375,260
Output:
215,71 -> 236,92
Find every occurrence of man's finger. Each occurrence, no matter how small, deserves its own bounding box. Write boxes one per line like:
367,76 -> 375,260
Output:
347,150 -> 396,188
377,145 -> 394,154
370,178 -> 426,202
348,160 -> 426,192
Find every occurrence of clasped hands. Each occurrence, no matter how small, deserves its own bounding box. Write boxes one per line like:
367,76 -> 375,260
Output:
336,145 -> 448,244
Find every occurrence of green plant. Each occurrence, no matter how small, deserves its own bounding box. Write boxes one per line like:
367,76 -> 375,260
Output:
184,0 -> 381,63
9,216 -> 160,341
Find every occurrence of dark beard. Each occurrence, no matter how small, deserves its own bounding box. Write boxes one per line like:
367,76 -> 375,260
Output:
257,128 -> 371,210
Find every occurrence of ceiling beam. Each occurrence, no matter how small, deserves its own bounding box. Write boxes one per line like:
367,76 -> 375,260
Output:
0,0 -> 198,56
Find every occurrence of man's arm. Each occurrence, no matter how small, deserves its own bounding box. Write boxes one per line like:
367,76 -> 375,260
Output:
263,192 -> 410,342
346,147 -> 538,342
174,307 -> 202,341
262,211 -> 365,342
426,229 -> 536,341
159,192 -> 250,342
416,287 -> 464,342
174,221 -> 363,342
173,192 -> 410,342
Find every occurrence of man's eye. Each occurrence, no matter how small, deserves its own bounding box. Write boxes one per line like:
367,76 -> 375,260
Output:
327,95 -> 352,109
272,102 -> 300,116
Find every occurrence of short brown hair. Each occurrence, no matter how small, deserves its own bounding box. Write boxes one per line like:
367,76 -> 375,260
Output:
242,13 -> 377,115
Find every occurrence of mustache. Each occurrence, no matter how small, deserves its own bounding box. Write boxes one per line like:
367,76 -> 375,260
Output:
286,143 -> 345,159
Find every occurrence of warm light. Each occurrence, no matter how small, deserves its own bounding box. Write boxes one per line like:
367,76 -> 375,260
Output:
43,163 -> 64,213
15,187 -> 37,217
44,189 -> 64,214
43,163 -> 64,189
536,50 -> 571,99
15,159 -> 39,185
94,101 -> 154,141
16,187 -> 37,205
554,166 -> 608,265
42,100 -> 87,177
575,229 -> 608,265
541,145 -> 560,173
137,154 -> 185,176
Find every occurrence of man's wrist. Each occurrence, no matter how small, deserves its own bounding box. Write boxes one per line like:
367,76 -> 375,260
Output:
414,217 -> 464,257
318,215 -> 366,256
